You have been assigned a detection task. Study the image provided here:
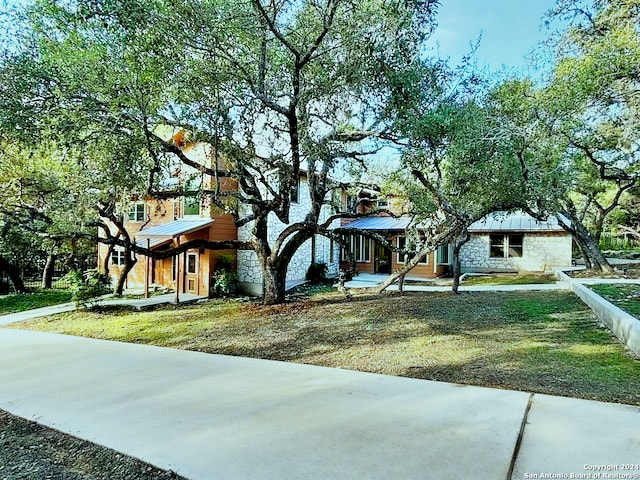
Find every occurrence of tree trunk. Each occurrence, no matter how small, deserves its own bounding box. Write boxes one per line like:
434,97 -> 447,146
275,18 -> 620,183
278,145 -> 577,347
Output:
451,231 -> 470,294
41,252 -> 57,289
114,250 -> 137,296
592,213 -> 605,246
0,256 -> 26,293
558,209 -> 613,273
576,241 -> 593,269
103,243 -> 114,275
263,261 -> 286,305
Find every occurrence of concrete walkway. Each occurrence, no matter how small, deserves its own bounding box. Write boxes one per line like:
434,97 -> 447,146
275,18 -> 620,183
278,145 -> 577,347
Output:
0,329 -> 638,480
343,273 -> 570,292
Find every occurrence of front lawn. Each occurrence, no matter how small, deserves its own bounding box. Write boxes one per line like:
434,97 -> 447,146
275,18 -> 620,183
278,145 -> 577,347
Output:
7,290 -> 640,405
0,290 -> 73,315
589,284 -> 640,319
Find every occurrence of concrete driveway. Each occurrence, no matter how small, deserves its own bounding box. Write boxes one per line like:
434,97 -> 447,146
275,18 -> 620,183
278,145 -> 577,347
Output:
0,328 -> 638,480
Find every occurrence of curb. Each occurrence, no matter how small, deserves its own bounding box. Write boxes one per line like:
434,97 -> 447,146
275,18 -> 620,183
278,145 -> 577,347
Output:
555,270 -> 640,356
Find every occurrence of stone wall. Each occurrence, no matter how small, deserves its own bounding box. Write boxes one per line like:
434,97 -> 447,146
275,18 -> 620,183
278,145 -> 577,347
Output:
459,233 -> 572,272
237,176 -> 340,295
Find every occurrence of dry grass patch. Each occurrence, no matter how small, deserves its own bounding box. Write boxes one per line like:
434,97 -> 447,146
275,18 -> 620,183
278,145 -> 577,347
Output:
9,290 -> 640,405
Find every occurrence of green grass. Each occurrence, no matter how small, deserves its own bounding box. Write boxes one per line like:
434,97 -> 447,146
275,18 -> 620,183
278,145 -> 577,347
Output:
589,284 -> 640,319
461,273 -> 557,286
7,290 -> 640,405
0,290 -> 73,315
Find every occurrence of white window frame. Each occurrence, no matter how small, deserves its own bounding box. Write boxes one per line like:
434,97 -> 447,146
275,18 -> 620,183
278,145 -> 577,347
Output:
346,195 -> 358,212
353,235 -> 370,263
111,249 -> 126,267
489,234 -> 524,258
187,253 -> 197,274
128,202 -> 146,222
342,234 -> 370,263
437,244 -> 451,265
397,236 -> 428,265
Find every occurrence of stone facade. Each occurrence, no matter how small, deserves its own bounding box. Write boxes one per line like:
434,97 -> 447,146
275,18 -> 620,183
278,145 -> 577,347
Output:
459,232 -> 573,272
237,176 -> 340,295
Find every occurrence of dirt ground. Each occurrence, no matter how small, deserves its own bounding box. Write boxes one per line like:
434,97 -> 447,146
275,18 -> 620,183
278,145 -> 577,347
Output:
569,264 -> 640,278
0,411 -> 186,480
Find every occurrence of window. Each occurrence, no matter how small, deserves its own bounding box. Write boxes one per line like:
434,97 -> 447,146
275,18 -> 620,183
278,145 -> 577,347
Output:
128,202 -> 146,222
437,244 -> 450,265
342,235 -> 370,262
490,234 -> 505,258
290,177 -> 300,204
111,249 -> 126,267
172,256 -> 177,281
346,195 -> 358,212
184,196 -> 200,216
490,234 -> 523,258
187,253 -> 197,274
377,200 -> 389,208
508,234 -> 523,257
397,236 -> 428,264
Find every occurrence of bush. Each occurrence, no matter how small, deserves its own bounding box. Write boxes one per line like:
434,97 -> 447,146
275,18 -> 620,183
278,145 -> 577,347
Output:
215,254 -> 236,271
211,254 -> 239,297
212,270 -> 239,296
306,262 -> 328,284
63,270 -> 111,308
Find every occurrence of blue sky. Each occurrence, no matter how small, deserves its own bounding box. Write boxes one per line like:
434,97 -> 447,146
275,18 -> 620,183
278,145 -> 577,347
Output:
3,0 -> 560,75
428,0 -> 559,75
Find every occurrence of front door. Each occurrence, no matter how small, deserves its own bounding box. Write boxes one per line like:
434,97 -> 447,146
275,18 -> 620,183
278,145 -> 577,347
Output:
185,251 -> 198,294
374,242 -> 391,274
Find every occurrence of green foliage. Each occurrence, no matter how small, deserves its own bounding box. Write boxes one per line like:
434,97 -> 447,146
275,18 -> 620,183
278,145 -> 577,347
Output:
211,271 -> 238,297
599,233 -> 640,252
0,0 -> 443,304
63,270 -> 111,308
0,290 -> 72,314
306,262 -> 328,284
215,254 -> 236,272
589,284 -> 640,319
211,254 -> 238,297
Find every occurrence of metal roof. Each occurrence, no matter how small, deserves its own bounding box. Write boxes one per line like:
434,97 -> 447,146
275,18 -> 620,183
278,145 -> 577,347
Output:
337,216 -> 415,231
468,212 -> 567,233
135,217 -> 215,239
135,237 -> 172,249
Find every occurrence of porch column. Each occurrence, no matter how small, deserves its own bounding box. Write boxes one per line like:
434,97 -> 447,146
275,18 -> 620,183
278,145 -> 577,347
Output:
174,236 -> 180,305
144,238 -> 150,299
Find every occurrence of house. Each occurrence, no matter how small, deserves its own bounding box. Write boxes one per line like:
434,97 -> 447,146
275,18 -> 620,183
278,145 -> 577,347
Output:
335,215 -> 452,278
99,136 -> 573,295
336,208 -> 573,279
98,196 -> 239,296
97,130 -> 341,296
459,212 -> 573,273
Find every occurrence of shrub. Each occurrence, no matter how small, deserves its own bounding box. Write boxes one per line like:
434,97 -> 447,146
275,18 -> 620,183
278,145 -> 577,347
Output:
211,254 -> 239,297
215,253 -> 236,272
63,270 -> 111,308
306,262 -> 327,284
212,270 -> 239,296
